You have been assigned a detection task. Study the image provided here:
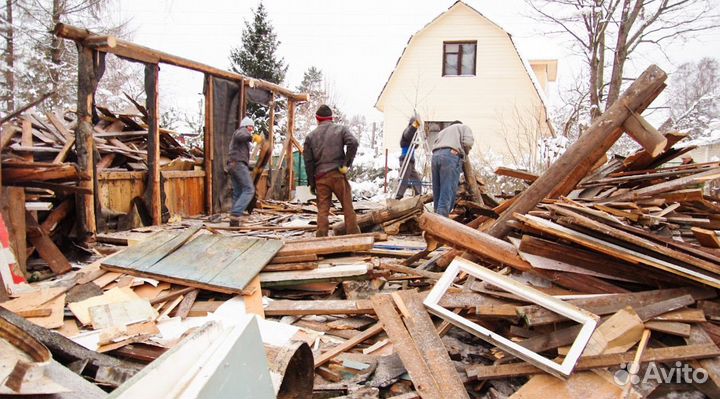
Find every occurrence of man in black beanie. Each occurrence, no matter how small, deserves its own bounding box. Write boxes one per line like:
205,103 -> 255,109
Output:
303,104 -> 360,237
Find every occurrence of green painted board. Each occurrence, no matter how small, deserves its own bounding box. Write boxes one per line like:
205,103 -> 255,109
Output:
214,239 -> 284,292
102,231 -> 180,269
101,233 -> 283,294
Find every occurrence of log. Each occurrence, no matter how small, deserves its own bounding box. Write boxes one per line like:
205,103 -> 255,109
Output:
332,194 -> 430,235
54,23 -> 308,102
486,65 -> 667,238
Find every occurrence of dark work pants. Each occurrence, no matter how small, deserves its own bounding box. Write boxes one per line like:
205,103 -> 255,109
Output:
396,155 -> 422,199
228,161 -> 254,216
316,170 -> 360,237
431,148 -> 462,217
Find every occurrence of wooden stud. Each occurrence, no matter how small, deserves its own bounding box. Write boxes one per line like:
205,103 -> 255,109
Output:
204,75 -> 214,215
145,63 -> 161,225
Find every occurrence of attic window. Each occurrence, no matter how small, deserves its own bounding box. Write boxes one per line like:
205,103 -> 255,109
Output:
443,41 -> 476,76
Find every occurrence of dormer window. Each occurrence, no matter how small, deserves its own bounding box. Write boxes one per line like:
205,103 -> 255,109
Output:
442,41 -> 476,76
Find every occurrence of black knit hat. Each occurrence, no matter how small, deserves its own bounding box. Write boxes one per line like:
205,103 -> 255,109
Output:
316,104 -> 333,117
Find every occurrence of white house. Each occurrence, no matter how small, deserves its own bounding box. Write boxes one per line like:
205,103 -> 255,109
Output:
375,1 -> 556,170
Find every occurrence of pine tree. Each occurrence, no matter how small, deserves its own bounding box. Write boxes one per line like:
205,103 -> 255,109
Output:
229,2 -> 287,84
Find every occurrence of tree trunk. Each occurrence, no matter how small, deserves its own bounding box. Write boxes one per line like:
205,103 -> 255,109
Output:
606,0 -> 637,108
49,0 -> 64,95
4,0 -> 14,112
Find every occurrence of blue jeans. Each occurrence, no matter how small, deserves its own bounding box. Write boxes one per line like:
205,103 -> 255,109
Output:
228,161 -> 255,216
431,148 -> 462,217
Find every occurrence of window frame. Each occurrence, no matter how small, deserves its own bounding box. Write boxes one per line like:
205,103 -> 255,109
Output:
442,40 -> 477,77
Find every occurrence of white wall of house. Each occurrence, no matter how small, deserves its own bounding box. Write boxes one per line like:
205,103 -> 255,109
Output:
376,2 -> 553,170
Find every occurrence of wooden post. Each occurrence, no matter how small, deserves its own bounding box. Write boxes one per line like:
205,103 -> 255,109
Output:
487,65 -> 667,239
75,46 -> 104,242
145,63 -> 161,225
287,100 -> 296,198
239,81 -> 247,121
204,75 -> 214,215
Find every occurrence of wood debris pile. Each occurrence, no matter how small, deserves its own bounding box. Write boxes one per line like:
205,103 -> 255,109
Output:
3,64 -> 720,398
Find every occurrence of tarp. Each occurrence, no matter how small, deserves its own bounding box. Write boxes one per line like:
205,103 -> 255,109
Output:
207,77 -> 241,212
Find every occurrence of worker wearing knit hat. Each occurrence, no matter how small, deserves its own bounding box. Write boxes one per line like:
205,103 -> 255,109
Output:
303,104 -> 360,236
227,116 -> 262,226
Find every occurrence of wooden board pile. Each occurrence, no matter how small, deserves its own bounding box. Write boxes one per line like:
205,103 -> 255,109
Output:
1,106 -> 195,172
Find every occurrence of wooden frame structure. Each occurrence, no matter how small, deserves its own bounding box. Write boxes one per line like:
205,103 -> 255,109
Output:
423,257 -> 599,378
53,23 -> 308,240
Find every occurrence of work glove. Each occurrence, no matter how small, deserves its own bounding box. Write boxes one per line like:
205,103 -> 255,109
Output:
252,133 -> 263,144
412,119 -> 421,128
338,166 -> 349,175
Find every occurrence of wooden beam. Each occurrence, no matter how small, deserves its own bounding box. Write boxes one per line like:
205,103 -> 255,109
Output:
203,76 -> 214,215
53,24 -> 308,102
494,167 -> 538,183
486,65 -> 667,238
313,323 -> 383,368
25,210 -> 71,274
466,343 -> 720,380
20,117 -> 33,162
287,100 -> 296,196
74,46 -> 103,241
372,294 -> 444,398
145,64 -> 161,225
692,227 -> 720,248
622,110 -> 667,157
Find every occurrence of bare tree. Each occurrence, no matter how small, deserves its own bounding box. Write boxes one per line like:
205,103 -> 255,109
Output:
528,0 -> 720,121
665,57 -> 720,139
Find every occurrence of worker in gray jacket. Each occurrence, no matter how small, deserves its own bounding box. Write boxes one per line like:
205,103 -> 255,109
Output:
227,116 -> 262,226
303,105 -> 361,237
431,121 -> 474,217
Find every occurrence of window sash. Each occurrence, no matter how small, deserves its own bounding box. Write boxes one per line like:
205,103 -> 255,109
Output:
443,41 -> 476,76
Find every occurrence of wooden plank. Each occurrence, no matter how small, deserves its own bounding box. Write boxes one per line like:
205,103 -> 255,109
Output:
259,264 -> 368,287
20,117 -> 33,162
0,187 -> 26,274
372,294 -> 443,399
516,214 -> 720,289
550,204 -> 720,276
466,343 -> 720,380
25,293 -> 66,329
0,124 -> 18,151
277,235 -> 374,257
393,290 -> 469,398
170,289 -> 198,320
635,294 -> 695,321
686,325 -> 720,397
645,321 -> 691,337
314,323 -> 383,368
68,287 -> 141,326
212,239 -> 283,292
89,298 -> 158,329
693,227 -> 720,248
518,287 -> 713,326
25,210 -> 71,274
265,299 -> 374,316
144,234 -> 225,276
494,167 -> 538,183
263,262 -> 318,272
268,253 -> 318,264
103,227 -> 200,270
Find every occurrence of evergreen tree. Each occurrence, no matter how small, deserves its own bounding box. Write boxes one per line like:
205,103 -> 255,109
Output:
229,2 -> 287,84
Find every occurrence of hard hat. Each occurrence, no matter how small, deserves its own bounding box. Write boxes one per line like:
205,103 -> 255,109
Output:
240,117 -> 254,128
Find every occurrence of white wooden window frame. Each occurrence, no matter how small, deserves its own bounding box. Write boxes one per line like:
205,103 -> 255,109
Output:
423,257 -> 599,378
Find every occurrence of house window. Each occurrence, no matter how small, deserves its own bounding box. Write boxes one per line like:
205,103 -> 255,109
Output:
443,41 -> 476,76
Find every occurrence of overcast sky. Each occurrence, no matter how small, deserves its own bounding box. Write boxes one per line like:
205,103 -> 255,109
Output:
115,0 -> 720,124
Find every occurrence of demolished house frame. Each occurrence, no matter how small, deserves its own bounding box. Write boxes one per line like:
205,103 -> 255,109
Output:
52,23 -> 309,241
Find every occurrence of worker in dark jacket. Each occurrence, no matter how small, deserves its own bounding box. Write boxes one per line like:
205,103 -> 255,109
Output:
227,116 -> 262,226
303,105 -> 360,237
431,121 -> 474,217
396,116 -> 423,199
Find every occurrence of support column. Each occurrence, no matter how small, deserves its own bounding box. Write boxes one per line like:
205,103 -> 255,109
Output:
145,63 -> 161,225
287,100 -> 296,197
75,46 -> 105,242
204,75 -> 214,215
239,81 -> 247,120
